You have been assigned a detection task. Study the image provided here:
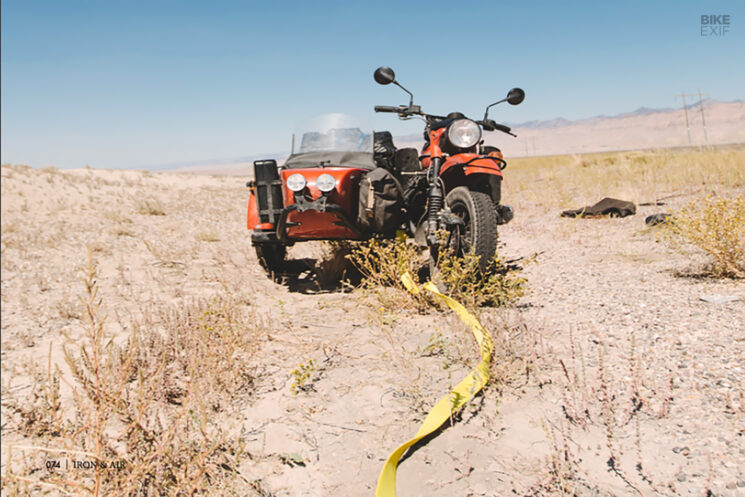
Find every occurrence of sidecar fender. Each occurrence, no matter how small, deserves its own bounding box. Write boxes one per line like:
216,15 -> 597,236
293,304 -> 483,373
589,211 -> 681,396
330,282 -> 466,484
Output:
246,188 -> 274,231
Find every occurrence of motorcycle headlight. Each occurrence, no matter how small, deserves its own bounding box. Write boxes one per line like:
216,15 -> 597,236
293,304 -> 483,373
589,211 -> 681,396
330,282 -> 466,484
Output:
286,173 -> 307,192
447,119 -> 482,149
315,173 -> 336,192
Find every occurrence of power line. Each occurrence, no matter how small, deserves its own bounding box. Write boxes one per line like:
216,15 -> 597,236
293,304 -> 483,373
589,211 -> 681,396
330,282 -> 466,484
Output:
675,91 -> 694,145
675,90 -> 709,146
697,89 -> 709,146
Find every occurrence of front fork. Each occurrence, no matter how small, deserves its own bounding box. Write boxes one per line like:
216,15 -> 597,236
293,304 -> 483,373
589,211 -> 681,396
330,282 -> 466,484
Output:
426,156 -> 444,246
426,132 -> 444,247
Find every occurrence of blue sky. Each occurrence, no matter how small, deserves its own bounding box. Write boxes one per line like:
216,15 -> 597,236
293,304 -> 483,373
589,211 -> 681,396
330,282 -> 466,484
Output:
2,0 -> 743,169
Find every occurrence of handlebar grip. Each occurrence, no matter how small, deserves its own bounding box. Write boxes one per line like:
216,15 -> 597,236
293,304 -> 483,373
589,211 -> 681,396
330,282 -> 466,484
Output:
374,105 -> 400,113
494,123 -> 512,134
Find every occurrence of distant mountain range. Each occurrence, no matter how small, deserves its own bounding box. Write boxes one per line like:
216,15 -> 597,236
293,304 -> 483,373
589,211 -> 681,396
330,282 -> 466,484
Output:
509,98 -> 742,129
166,99 -> 745,174
395,99 -> 745,159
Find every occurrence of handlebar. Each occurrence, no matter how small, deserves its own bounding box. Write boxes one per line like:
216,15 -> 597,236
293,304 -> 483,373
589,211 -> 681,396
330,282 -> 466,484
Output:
479,119 -> 516,137
374,104 -> 424,117
374,105 -> 403,113
493,123 -> 513,134
375,106 -> 516,137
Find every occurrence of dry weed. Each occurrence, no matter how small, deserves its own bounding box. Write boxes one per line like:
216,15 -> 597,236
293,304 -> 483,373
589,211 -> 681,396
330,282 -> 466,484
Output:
109,226 -> 135,237
525,419 -> 583,496
102,209 -> 132,224
662,194 -> 745,278
1,250 -> 265,495
550,329 -> 681,494
315,241 -> 359,288
347,236 -> 527,313
481,312 -> 543,391
3,346 -> 64,440
135,293 -> 266,411
346,237 -> 431,311
196,230 -> 221,242
135,197 -> 166,216
289,359 -> 318,395
507,146 -> 745,208
437,253 -> 527,311
142,238 -> 180,264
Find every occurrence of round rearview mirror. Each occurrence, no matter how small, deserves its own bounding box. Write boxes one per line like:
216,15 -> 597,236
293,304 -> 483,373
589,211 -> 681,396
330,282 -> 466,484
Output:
506,88 -> 525,105
374,66 -> 396,85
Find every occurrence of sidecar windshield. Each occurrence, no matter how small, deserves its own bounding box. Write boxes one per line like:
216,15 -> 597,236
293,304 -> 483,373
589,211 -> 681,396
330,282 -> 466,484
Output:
285,113 -> 375,169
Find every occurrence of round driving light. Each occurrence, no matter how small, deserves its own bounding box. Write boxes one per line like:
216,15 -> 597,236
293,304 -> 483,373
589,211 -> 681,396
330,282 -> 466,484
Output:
315,173 -> 336,192
286,173 -> 306,192
447,119 -> 482,149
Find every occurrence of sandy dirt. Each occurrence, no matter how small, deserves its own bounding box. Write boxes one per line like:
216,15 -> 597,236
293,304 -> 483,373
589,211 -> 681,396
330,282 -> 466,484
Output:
1,164 -> 744,496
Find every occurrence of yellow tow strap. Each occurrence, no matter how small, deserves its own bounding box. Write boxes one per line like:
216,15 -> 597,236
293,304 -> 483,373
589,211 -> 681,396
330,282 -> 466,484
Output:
374,272 -> 494,497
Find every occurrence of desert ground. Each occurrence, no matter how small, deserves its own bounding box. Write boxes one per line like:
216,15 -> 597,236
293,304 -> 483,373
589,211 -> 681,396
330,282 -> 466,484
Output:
1,147 -> 744,496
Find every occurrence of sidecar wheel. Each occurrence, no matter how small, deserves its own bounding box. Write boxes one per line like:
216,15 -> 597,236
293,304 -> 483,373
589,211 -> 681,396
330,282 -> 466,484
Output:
255,243 -> 287,273
444,186 -> 498,271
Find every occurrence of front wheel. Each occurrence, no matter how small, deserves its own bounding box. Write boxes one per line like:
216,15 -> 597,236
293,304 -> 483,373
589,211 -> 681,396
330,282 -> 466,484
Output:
254,243 -> 287,273
441,186 -> 498,271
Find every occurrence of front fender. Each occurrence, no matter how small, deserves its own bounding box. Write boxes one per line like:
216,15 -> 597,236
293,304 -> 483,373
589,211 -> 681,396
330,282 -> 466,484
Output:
439,157 -> 503,204
440,154 -> 504,178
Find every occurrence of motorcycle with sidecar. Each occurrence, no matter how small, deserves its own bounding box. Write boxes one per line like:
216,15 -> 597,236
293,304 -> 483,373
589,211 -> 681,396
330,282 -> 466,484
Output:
246,66 -> 524,274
